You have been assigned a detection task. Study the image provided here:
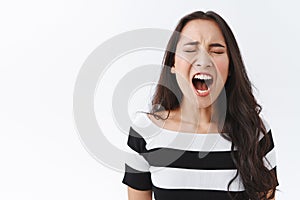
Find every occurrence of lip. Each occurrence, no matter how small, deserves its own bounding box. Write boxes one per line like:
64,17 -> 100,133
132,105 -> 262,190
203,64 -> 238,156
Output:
194,87 -> 210,97
191,72 -> 214,97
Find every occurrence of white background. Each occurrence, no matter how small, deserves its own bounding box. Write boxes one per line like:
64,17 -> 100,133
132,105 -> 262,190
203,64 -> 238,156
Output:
0,0 -> 299,199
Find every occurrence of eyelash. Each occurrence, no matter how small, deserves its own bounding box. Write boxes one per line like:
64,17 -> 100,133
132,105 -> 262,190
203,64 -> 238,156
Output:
183,50 -> 224,54
211,51 -> 224,54
183,50 -> 196,53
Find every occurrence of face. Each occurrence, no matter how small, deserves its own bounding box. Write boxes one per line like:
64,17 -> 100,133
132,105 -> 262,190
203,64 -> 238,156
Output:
171,19 -> 229,108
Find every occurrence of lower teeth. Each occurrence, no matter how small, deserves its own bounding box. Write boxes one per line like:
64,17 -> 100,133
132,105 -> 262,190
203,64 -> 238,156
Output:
197,88 -> 210,94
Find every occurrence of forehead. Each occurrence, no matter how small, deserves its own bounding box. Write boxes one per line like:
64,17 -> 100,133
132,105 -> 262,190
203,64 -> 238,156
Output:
179,19 -> 225,44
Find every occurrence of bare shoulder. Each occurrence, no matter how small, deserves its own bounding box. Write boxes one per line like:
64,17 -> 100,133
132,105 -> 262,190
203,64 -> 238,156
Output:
147,109 -> 172,122
146,109 -> 179,130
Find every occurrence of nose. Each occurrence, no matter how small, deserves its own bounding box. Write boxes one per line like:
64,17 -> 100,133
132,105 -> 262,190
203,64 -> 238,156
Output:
193,48 -> 213,69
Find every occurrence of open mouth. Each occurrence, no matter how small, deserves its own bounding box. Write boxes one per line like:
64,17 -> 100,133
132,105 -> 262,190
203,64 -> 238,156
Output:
192,73 -> 213,95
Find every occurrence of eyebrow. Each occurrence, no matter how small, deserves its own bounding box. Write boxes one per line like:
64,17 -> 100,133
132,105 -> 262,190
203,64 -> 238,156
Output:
183,41 -> 199,46
183,41 -> 225,48
209,43 -> 225,48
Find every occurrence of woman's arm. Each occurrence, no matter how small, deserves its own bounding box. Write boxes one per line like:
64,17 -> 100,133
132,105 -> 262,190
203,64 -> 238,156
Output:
266,189 -> 275,200
128,186 -> 152,200
259,189 -> 275,200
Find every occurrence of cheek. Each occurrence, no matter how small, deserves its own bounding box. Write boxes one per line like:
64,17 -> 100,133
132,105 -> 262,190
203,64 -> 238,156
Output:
174,55 -> 191,72
213,56 -> 229,82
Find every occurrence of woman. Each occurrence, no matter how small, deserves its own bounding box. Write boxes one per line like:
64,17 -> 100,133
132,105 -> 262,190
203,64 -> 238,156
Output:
122,11 -> 279,200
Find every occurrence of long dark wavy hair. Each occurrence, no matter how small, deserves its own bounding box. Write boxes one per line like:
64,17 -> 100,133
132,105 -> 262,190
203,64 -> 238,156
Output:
148,11 -> 278,200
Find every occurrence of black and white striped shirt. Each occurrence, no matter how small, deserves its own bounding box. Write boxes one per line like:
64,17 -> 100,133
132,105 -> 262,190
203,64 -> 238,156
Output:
122,112 -> 278,200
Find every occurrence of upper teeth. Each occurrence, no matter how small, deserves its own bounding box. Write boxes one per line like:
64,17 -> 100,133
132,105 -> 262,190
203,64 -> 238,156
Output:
194,74 -> 212,80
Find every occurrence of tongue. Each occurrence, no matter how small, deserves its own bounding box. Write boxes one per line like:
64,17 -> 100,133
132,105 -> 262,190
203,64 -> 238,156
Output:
195,81 -> 208,90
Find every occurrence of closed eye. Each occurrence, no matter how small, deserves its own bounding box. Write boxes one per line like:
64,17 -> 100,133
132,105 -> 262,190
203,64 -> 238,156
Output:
211,51 -> 224,54
183,50 -> 197,53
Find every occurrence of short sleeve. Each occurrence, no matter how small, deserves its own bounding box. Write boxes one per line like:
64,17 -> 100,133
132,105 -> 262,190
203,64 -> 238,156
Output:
122,126 -> 153,191
259,115 -> 279,187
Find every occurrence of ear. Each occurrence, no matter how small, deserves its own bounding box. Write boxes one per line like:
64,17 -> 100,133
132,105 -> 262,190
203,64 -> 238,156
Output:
171,65 -> 176,74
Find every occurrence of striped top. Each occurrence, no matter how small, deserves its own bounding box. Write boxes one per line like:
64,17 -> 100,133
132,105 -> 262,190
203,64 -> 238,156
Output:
122,112 -> 278,200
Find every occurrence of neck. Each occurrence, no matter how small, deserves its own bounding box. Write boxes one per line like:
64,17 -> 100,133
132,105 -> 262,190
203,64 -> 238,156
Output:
175,97 -> 219,131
